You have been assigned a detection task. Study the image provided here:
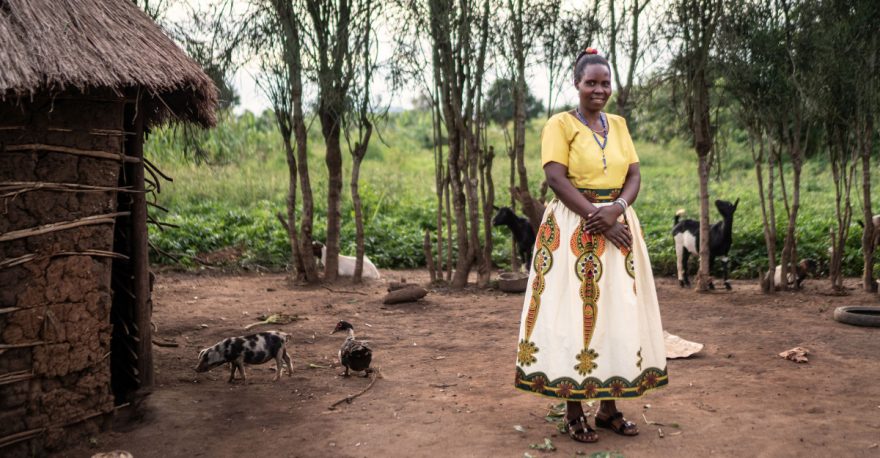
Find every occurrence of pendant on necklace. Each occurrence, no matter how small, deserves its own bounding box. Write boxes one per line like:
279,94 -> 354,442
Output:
577,109 -> 610,174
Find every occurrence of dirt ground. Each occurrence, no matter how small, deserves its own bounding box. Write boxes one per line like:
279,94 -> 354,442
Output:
61,270 -> 880,458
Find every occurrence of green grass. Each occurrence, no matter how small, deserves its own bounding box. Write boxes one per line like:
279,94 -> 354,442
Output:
146,110 -> 878,278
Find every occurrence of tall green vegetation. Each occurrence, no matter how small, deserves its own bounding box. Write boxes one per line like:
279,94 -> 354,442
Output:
145,110 -> 876,278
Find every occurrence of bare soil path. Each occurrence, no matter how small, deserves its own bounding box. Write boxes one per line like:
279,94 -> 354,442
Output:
62,271 -> 880,457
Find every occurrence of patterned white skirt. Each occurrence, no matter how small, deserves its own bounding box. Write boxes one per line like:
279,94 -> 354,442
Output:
514,192 -> 668,400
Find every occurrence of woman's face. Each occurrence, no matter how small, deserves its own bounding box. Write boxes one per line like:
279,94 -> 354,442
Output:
576,64 -> 612,113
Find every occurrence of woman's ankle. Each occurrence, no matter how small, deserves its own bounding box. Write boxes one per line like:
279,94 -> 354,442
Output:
566,402 -> 584,419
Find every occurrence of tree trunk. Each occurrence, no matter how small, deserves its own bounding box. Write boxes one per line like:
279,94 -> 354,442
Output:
696,153 -> 712,291
294,109 -> 318,283
432,93 -> 445,283
860,115 -> 876,292
767,146 -> 777,273
466,134 -> 486,287
323,114 -> 343,282
511,0 -> 539,233
424,230 -> 437,281
508,144 -> 520,271
448,135 -> 472,288
445,170 -> 453,282
350,151 -> 366,282
780,158 -> 802,292
693,61 -> 713,292
480,145 -> 495,285
749,127 -> 775,293
274,0 -> 319,283
281,134 -> 305,278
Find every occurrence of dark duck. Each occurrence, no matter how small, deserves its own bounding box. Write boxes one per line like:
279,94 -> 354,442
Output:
331,320 -> 373,377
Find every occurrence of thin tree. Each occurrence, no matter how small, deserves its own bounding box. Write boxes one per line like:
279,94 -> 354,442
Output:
390,4 -> 454,283
343,0 -> 380,282
771,0 -> 818,291
270,0 -> 321,283
668,0 -> 722,292
851,0 -> 879,292
257,51 -> 307,278
813,0 -> 878,291
719,0 -> 779,292
605,0 -> 656,124
424,0 -> 494,288
208,1 -> 322,282
503,0 -> 545,231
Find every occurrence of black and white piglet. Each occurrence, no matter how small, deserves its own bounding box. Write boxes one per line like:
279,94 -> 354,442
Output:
194,331 -> 292,383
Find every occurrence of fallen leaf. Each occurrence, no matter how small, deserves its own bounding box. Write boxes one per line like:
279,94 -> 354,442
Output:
433,356 -> 447,360
779,347 -> 810,363
588,453 -> 626,458
246,313 -> 300,330
528,438 -> 556,451
514,425 -> 526,433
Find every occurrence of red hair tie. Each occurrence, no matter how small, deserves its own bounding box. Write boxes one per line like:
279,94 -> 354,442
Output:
584,47 -> 598,55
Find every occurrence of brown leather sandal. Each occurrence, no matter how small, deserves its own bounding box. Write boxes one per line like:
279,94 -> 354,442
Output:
595,411 -> 639,436
566,415 -> 599,443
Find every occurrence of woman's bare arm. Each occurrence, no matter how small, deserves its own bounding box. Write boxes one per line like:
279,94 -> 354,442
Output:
618,163 -> 641,207
543,162 -> 598,219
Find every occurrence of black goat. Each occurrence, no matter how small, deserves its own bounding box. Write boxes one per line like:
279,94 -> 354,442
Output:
492,206 -> 536,266
672,199 -> 739,290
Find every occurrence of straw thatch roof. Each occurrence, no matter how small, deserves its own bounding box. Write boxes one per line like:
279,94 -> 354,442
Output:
0,0 -> 217,127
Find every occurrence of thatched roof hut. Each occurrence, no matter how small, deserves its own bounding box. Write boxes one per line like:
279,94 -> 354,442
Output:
0,0 -> 217,126
0,0 -> 217,455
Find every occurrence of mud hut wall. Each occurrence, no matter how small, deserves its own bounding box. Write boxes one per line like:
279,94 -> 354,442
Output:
0,90 -> 125,449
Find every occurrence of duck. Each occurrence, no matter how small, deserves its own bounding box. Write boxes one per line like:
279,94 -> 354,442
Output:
331,320 -> 373,377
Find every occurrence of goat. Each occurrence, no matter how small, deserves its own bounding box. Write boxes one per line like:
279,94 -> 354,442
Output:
773,259 -> 818,290
311,241 -> 381,279
672,199 -> 739,290
492,206 -> 536,266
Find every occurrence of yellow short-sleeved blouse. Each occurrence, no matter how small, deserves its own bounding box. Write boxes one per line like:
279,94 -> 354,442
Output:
541,112 -> 639,189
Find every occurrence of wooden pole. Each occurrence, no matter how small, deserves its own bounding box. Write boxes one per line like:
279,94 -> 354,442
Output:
128,98 -> 153,390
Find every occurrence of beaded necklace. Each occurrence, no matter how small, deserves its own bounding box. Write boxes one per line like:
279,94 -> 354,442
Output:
575,108 -> 609,174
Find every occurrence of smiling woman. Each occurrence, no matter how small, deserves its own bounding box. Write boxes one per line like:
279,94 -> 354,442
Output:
513,48 -> 668,444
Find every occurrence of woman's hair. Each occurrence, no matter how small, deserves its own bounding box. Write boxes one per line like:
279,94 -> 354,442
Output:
573,48 -> 611,84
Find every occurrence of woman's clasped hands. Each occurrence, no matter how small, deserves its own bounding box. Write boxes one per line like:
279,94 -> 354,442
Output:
584,206 -> 632,250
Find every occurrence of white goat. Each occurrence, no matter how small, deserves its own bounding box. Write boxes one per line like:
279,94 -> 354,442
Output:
873,215 -> 880,251
313,242 -> 381,279
773,259 -> 817,290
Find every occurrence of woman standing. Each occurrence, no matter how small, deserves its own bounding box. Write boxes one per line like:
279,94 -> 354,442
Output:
514,48 -> 667,443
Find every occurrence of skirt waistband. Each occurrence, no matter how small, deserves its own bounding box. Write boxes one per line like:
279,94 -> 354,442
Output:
577,188 -> 622,203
